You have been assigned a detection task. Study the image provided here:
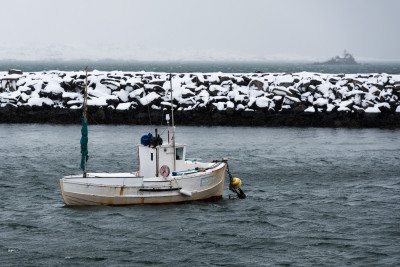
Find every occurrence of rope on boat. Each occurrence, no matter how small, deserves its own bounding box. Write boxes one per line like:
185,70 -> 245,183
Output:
226,161 -> 246,199
193,159 -> 246,199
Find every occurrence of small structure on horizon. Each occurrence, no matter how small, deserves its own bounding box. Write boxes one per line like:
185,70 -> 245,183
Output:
314,50 -> 358,65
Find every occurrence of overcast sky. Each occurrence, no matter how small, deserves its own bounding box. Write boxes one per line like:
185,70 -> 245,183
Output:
1,0 -> 399,62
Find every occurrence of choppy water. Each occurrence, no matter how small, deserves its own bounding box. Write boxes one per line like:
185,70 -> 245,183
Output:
1,124 -> 400,266
1,60 -> 400,74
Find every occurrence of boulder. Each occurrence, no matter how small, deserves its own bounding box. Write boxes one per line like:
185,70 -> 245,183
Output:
182,89 -> 195,98
310,79 -> 322,86
149,80 -> 165,86
329,78 -> 338,85
393,82 -> 400,93
8,69 -> 23,75
240,75 -> 251,86
101,79 -> 120,91
249,80 -> 264,91
220,76 -> 232,83
106,98 -> 120,106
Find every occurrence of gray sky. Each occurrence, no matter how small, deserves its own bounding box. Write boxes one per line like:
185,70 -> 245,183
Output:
1,0 -> 399,61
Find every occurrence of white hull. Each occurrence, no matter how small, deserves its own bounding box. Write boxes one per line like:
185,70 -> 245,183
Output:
60,162 -> 227,206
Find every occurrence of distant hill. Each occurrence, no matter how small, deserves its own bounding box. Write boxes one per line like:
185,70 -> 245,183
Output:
314,50 -> 358,65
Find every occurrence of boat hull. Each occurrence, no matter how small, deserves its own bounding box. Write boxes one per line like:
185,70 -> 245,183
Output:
60,164 -> 227,206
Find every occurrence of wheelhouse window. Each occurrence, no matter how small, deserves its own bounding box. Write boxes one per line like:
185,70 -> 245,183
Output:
176,147 -> 184,160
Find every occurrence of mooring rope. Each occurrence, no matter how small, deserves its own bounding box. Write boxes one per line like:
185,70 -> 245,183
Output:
226,162 -> 246,199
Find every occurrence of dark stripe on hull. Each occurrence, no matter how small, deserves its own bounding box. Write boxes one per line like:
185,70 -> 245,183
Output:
139,187 -> 181,192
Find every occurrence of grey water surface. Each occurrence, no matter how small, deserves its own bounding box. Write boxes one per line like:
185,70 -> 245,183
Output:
1,60 -> 400,74
0,124 -> 399,266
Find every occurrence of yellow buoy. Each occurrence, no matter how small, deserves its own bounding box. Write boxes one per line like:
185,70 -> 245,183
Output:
231,177 -> 242,189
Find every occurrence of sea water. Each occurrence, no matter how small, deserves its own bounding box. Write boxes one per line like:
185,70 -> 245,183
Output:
0,124 -> 399,266
1,60 -> 400,74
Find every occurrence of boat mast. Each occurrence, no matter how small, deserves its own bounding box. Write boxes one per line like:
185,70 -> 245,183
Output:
83,66 -> 88,178
169,73 -> 176,172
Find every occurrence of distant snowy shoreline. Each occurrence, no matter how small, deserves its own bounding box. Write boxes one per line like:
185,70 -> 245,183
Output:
1,70 -> 399,127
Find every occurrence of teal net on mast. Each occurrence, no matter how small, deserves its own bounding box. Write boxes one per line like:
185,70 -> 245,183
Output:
80,115 -> 89,171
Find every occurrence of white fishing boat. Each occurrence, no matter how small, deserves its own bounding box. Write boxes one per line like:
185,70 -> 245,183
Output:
60,144 -> 231,205
60,69 -> 245,206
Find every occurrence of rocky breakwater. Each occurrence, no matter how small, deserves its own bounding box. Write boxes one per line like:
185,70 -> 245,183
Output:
1,70 -> 400,127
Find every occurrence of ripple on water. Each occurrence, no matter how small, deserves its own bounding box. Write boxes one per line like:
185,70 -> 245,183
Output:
1,125 -> 400,265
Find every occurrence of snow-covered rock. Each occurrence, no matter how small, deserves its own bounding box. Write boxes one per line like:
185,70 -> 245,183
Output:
0,71 -> 399,117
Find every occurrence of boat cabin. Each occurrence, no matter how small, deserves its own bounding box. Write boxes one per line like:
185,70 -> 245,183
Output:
138,144 -> 187,178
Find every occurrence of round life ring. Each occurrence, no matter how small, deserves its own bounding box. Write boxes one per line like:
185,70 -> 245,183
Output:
160,165 -> 170,178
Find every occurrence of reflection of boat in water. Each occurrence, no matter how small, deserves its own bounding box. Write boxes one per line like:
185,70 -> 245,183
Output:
314,50 -> 358,65
60,69 -> 245,206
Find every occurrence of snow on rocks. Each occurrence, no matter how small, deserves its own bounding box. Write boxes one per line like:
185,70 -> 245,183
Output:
0,71 -> 399,117
140,92 -> 161,106
116,102 -> 132,111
